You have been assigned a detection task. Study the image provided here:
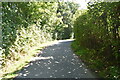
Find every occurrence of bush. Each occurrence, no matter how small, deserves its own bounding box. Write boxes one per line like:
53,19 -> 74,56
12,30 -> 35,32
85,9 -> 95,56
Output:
73,2 -> 120,79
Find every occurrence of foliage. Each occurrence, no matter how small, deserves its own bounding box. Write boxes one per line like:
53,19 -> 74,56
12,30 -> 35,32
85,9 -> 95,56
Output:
1,2 -> 78,77
2,2 -> 54,57
73,1 -> 120,79
52,2 -> 79,39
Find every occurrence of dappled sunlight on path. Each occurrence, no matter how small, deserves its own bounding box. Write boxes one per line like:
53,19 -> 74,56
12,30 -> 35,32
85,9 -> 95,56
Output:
16,40 -> 97,78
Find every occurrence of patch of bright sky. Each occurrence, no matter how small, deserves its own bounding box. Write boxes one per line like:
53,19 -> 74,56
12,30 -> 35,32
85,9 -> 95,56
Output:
64,0 -> 91,10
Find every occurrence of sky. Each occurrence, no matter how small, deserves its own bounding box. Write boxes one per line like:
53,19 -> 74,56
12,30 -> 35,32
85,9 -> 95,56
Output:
64,0 -> 91,9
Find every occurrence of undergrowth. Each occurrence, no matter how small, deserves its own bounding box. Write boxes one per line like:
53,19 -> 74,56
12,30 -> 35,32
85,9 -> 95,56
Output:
71,41 -> 120,79
0,24 -> 53,78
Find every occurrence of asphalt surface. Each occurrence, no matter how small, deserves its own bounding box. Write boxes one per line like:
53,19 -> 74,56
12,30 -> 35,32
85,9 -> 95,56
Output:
16,40 -> 97,78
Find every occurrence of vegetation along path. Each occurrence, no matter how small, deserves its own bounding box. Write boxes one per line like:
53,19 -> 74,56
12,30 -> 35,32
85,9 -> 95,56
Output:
16,40 -> 97,78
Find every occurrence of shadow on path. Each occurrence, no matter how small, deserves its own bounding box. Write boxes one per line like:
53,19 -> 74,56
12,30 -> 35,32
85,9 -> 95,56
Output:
15,40 -> 98,78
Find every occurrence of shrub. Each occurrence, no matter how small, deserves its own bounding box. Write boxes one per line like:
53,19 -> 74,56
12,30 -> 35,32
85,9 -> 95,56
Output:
73,2 -> 120,79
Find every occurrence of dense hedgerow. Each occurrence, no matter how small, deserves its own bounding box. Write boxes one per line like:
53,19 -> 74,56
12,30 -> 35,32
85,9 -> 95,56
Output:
73,2 -> 120,79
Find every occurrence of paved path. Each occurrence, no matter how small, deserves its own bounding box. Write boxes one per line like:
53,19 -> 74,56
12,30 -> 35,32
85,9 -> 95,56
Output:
16,40 -> 97,78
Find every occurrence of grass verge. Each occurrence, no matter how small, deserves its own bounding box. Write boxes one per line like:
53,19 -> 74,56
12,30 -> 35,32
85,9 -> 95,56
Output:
0,40 -> 59,79
71,41 -> 120,79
